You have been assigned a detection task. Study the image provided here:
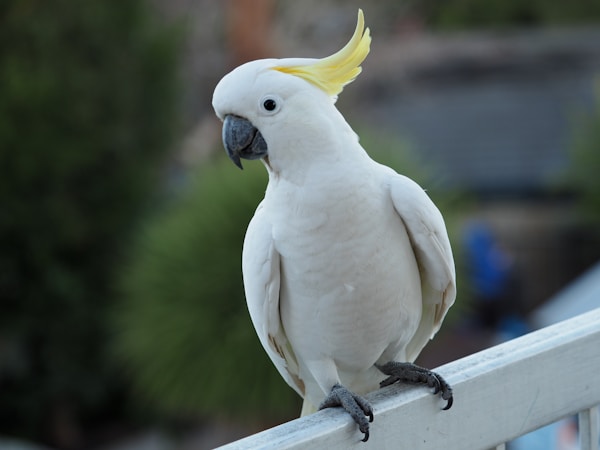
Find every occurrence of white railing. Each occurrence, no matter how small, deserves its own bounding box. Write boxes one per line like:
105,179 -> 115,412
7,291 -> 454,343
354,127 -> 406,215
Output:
218,307 -> 600,450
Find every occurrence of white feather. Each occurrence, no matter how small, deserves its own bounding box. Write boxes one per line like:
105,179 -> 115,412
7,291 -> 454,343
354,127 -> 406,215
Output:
213,56 -> 456,415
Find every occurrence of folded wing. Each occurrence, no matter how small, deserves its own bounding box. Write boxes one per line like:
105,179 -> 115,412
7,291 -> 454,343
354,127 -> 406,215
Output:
388,173 -> 456,362
242,202 -> 304,397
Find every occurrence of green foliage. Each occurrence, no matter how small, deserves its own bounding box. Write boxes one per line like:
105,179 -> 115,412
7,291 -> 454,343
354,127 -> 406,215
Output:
420,0 -> 600,29
113,158 -> 301,420
0,0 -> 181,444
567,82 -> 600,224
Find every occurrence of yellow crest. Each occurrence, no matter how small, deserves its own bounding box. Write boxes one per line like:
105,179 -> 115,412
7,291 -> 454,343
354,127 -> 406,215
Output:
273,9 -> 371,97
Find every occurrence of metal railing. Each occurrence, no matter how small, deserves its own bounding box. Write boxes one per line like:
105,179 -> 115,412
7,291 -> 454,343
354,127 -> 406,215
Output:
218,307 -> 600,449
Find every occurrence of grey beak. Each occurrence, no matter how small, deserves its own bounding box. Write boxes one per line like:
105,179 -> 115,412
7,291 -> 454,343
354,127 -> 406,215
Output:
222,115 -> 268,169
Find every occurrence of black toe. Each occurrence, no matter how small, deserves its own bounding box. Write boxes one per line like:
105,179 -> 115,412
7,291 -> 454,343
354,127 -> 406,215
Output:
319,383 -> 374,442
376,361 -> 454,410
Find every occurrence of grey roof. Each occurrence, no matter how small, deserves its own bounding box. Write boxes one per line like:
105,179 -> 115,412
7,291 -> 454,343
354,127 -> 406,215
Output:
532,261 -> 600,328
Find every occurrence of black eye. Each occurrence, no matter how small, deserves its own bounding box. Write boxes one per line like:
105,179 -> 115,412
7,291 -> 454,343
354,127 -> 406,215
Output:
259,95 -> 282,114
263,98 -> 277,111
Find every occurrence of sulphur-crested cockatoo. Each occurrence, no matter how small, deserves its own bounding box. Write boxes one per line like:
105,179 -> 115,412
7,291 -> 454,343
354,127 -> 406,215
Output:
212,9 -> 455,442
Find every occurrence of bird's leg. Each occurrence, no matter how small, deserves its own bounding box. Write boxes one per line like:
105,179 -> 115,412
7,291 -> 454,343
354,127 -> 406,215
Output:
319,383 -> 374,442
376,361 -> 453,410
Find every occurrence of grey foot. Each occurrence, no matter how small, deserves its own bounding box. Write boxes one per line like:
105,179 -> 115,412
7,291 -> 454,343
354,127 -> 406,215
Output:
319,383 -> 374,442
376,361 -> 453,410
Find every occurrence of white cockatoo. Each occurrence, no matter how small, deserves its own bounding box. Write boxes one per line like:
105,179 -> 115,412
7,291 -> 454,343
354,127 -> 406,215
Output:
212,10 -> 456,442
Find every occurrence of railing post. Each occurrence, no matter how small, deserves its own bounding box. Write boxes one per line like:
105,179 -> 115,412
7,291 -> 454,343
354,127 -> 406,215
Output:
579,405 -> 600,450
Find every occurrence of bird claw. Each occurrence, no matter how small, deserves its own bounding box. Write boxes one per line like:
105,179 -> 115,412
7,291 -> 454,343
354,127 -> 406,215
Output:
319,383 -> 374,442
376,361 -> 454,410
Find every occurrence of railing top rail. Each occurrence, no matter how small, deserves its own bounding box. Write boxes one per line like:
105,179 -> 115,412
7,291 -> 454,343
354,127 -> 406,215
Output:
218,307 -> 600,450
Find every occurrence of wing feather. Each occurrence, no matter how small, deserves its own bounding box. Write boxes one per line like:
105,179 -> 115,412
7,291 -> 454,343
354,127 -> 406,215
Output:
388,173 -> 456,362
242,202 -> 304,396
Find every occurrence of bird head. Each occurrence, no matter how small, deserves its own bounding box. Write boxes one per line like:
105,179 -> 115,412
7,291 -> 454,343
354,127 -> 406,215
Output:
212,9 -> 371,171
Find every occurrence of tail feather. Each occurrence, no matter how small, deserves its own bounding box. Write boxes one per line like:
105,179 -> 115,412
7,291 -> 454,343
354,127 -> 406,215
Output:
300,398 -> 318,417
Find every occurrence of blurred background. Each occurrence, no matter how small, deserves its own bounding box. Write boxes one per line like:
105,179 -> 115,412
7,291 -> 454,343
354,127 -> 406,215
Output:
1,0 -> 600,449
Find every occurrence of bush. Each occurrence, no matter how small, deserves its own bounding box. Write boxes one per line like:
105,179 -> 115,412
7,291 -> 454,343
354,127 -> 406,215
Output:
0,0 -> 181,446
567,82 -> 600,224
114,157 -> 302,420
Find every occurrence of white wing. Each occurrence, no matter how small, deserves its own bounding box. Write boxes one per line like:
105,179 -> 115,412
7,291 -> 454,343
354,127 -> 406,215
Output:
242,201 -> 304,397
388,172 -> 456,362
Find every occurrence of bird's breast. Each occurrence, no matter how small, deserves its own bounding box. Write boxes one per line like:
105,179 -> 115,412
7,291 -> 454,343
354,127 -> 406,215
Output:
266,174 -> 422,371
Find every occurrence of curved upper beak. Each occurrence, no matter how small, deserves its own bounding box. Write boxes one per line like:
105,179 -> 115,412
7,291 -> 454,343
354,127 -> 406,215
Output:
222,115 -> 268,169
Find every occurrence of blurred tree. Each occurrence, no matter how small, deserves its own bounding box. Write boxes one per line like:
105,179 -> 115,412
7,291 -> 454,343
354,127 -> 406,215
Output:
225,0 -> 275,65
567,82 -> 600,225
0,0 -> 181,447
113,157 -> 302,422
419,0 -> 600,28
